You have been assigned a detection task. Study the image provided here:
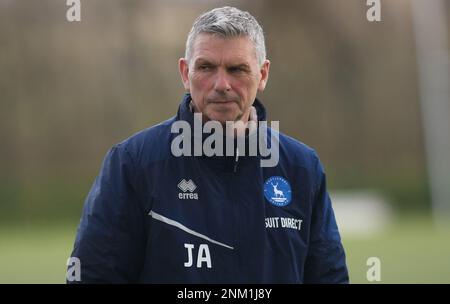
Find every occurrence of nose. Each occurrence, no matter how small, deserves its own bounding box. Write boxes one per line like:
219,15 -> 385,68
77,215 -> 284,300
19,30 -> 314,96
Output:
213,69 -> 231,93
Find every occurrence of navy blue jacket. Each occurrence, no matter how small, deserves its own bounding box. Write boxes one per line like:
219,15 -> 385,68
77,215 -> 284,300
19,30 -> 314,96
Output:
68,94 -> 348,283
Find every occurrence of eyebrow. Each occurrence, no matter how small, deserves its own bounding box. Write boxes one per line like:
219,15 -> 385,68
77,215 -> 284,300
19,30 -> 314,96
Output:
194,58 -> 251,69
194,58 -> 216,66
228,63 -> 250,70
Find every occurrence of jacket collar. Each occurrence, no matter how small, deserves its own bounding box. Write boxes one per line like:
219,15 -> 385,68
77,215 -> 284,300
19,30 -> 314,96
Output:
175,93 -> 268,172
177,93 -> 267,124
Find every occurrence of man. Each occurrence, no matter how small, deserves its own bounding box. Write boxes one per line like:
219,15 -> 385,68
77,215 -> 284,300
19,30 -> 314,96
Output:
68,6 -> 348,283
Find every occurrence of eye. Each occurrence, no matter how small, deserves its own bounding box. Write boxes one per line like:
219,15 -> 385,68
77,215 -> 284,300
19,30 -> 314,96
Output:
228,66 -> 249,74
197,64 -> 214,71
228,67 -> 244,73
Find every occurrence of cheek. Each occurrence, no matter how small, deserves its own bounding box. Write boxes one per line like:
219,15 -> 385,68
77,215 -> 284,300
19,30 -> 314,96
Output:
233,78 -> 257,98
191,73 -> 212,92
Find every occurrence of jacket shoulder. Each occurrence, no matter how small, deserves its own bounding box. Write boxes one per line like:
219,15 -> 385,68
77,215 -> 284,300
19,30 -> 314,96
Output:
114,116 -> 176,165
277,131 -> 319,169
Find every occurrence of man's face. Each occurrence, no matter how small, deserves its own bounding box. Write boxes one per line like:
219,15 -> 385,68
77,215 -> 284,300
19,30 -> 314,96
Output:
179,34 -> 270,124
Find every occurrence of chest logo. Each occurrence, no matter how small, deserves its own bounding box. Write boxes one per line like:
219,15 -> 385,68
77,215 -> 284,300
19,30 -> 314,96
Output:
178,179 -> 198,200
264,176 -> 292,206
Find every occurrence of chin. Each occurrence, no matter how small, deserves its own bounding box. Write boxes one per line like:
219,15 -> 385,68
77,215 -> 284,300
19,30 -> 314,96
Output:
205,111 -> 239,123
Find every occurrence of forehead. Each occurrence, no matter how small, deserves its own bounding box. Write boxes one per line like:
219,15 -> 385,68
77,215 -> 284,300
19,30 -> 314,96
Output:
191,34 -> 257,64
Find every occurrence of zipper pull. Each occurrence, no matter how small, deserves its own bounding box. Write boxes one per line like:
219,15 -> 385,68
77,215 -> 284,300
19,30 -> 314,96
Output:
233,147 -> 240,173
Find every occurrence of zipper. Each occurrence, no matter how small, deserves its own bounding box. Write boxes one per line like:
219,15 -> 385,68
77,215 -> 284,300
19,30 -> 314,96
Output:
227,148 -> 241,281
233,147 -> 240,173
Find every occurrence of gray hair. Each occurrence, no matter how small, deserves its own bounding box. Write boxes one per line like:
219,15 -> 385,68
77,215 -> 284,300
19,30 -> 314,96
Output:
185,6 -> 266,66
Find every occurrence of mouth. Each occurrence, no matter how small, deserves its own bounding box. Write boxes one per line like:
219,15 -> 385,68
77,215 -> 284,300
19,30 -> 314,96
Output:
209,100 -> 235,104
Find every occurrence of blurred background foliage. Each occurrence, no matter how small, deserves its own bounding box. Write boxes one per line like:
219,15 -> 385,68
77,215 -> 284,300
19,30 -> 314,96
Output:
0,0 -> 449,283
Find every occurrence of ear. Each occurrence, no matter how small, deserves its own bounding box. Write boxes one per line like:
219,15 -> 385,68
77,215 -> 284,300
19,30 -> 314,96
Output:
179,58 -> 190,91
257,59 -> 270,92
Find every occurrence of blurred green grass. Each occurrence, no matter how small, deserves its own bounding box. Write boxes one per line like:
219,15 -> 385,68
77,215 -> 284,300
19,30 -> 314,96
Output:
343,216 -> 450,283
0,221 -> 79,284
0,216 -> 449,283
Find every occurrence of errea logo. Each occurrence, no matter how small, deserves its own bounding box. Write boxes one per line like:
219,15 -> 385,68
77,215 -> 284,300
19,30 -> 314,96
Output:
178,179 -> 198,200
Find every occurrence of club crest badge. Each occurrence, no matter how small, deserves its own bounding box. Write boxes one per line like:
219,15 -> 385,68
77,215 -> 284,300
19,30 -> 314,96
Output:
263,176 -> 292,207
